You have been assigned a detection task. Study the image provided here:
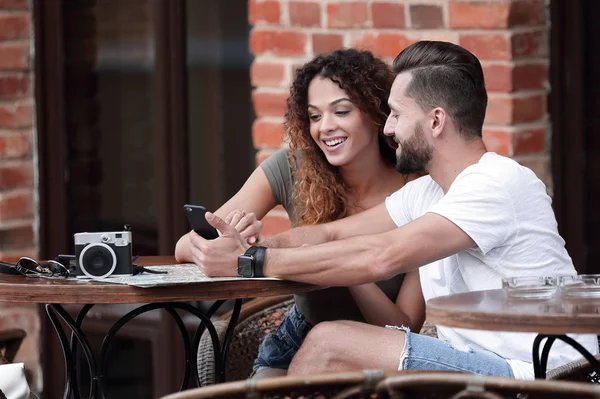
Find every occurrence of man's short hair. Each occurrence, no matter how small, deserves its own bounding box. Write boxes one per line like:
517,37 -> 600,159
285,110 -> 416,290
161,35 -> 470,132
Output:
392,41 -> 487,139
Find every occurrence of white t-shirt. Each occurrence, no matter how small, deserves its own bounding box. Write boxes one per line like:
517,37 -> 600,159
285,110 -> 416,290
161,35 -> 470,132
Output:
385,152 -> 599,380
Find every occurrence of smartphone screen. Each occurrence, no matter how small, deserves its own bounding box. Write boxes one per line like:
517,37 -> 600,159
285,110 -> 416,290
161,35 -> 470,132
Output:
184,204 -> 219,239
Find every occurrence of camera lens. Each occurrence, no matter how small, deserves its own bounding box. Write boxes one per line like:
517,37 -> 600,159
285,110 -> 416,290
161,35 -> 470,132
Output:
79,243 -> 117,279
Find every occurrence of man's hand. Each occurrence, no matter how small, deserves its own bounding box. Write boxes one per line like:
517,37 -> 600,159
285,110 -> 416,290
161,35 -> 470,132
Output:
189,212 -> 251,277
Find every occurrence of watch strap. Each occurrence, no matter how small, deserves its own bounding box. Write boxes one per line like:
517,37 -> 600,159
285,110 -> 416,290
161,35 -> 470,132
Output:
253,246 -> 266,278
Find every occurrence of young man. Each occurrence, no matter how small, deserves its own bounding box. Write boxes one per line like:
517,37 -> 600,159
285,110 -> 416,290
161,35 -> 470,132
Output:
187,41 -> 599,379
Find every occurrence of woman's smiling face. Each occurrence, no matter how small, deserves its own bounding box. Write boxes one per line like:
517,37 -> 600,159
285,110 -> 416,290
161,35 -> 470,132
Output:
307,76 -> 379,167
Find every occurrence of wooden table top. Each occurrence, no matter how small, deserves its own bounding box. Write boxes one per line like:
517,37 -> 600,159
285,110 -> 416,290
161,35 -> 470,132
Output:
0,256 -> 322,304
427,289 -> 600,334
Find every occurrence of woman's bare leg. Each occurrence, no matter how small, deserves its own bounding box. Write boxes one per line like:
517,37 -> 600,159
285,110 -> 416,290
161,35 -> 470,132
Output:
288,320 -> 405,376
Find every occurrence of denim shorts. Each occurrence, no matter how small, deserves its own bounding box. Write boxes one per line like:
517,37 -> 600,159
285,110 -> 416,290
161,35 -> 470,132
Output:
253,303 -> 312,373
390,326 -> 514,377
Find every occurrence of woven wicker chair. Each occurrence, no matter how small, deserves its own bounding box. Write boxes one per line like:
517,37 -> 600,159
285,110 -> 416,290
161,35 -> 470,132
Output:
376,372 -> 600,399
546,336 -> 600,382
197,295 -> 438,385
163,369 -> 412,399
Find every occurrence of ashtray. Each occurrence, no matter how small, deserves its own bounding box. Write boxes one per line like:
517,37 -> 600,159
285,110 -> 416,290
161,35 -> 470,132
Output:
558,275 -> 600,298
502,276 -> 557,299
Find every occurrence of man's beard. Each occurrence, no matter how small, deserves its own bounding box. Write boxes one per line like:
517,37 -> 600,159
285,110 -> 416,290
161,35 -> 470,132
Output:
395,123 -> 433,174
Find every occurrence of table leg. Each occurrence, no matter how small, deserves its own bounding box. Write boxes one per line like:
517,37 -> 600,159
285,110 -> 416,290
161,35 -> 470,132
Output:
46,300 -> 242,398
46,304 -> 98,399
533,334 -> 600,379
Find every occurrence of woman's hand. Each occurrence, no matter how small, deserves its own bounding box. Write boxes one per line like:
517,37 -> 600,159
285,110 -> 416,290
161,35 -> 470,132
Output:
225,209 -> 263,244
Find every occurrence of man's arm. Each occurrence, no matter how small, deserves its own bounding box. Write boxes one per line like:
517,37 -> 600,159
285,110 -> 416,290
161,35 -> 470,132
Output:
260,202 -> 397,248
263,213 -> 475,285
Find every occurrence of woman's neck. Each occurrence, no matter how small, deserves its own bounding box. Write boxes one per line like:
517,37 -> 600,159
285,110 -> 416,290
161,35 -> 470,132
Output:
339,149 -> 405,210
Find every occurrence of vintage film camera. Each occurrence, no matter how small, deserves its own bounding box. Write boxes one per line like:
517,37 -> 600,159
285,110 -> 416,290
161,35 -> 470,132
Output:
74,231 -> 133,279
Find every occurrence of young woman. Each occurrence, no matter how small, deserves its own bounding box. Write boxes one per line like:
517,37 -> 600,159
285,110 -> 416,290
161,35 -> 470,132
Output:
175,49 -> 425,377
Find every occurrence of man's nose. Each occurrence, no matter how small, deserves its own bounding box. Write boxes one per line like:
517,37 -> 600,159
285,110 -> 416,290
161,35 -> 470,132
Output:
383,117 -> 395,136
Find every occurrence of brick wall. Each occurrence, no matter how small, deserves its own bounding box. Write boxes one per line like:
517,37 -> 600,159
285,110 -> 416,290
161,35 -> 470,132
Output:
0,0 -> 41,391
248,0 -> 549,235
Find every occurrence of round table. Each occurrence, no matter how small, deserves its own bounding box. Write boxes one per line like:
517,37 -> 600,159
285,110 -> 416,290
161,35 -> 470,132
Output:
0,256 -> 322,399
427,289 -> 600,378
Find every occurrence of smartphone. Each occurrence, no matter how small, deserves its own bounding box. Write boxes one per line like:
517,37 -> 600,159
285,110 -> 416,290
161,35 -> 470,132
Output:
184,204 -> 219,239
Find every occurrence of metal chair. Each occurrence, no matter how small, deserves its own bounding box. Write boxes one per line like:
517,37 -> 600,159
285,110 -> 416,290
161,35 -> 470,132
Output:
546,336 -> 600,382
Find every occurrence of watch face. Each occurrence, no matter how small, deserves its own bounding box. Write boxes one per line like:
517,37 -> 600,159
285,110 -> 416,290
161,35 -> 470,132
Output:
237,255 -> 254,277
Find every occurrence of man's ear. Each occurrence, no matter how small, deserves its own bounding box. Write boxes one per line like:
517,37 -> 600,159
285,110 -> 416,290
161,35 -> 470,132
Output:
430,108 -> 447,139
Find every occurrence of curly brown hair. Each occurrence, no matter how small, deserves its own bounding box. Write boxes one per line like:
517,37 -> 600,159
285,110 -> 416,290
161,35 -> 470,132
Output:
286,49 -> 396,226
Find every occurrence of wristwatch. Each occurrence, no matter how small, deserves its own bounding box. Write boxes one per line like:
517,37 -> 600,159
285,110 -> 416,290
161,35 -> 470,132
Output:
237,246 -> 266,278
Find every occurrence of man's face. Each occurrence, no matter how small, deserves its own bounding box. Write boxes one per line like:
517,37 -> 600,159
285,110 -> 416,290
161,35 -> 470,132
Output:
384,73 -> 433,174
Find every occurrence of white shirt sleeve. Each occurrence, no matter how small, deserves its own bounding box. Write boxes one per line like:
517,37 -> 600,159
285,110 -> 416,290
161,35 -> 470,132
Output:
428,170 -> 516,255
385,176 -> 441,227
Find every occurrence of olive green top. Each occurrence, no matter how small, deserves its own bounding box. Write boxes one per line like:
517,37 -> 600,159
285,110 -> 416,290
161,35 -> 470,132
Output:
260,148 -> 404,325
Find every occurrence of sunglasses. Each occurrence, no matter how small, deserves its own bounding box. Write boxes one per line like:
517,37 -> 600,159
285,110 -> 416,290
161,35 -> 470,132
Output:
2,257 -> 70,278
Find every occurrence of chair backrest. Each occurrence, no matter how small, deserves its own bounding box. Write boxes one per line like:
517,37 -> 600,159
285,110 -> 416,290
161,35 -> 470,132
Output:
0,329 -> 26,364
546,336 -> 600,382
376,372 -> 600,399
164,369 -> 396,399
198,295 -> 295,385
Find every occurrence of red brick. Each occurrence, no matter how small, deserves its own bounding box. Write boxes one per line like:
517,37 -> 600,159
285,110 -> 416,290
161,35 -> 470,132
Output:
513,63 -> 548,90
0,14 -> 30,40
312,33 -> 343,54
0,0 -> 28,10
289,1 -> 321,27
327,2 -> 368,28
460,33 -> 511,61
252,91 -> 288,117
352,32 -> 415,58
0,73 -> 29,98
251,62 -> 286,87
252,119 -> 284,148
483,63 -> 548,93
449,1 -> 511,29
0,162 -> 32,189
0,42 -> 29,70
511,30 -> 547,59
0,101 -> 32,128
249,0 -> 280,24
483,64 -> 511,93
0,223 -> 33,249
485,95 -> 545,125
482,129 -> 511,156
0,190 -> 33,220
255,149 -> 275,166
250,29 -> 307,56
513,127 -> 546,155
371,2 -> 405,29
0,131 -> 30,158
485,96 -> 513,125
509,0 -> 546,27
261,212 -> 291,236
513,94 -> 545,123
410,5 -> 444,29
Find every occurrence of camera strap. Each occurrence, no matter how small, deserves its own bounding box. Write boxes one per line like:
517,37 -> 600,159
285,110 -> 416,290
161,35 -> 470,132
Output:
0,262 -> 22,276
132,265 -> 168,276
